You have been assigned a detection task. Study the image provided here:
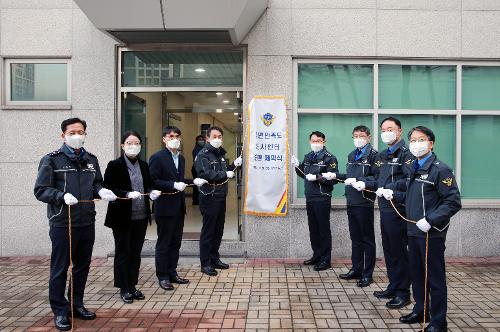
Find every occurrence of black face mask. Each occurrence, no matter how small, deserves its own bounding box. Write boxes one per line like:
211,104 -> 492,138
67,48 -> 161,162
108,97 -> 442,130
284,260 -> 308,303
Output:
197,141 -> 205,147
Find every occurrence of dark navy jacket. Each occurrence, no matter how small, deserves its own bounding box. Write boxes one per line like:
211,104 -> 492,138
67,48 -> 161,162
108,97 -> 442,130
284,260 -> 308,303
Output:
194,144 -> 235,199
387,153 -> 462,238
364,139 -> 414,211
149,148 -> 189,217
296,148 -> 339,201
337,143 -> 378,207
34,145 -> 104,227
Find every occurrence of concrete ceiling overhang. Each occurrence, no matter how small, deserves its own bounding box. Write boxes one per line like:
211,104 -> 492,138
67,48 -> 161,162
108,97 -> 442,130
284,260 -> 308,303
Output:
74,0 -> 268,45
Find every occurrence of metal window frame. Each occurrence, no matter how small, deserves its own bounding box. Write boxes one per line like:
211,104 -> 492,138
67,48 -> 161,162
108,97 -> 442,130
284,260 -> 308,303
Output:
292,58 -> 500,207
3,58 -> 71,107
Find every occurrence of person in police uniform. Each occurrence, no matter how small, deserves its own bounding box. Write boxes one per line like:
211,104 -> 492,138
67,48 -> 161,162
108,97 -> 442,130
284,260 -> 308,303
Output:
381,126 -> 462,332
193,126 -> 242,276
362,117 -> 413,309
336,125 -> 378,288
34,118 -> 118,331
291,131 -> 339,271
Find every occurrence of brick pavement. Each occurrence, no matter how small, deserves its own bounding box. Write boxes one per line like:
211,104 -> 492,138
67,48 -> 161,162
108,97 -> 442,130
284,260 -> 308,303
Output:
0,256 -> 499,331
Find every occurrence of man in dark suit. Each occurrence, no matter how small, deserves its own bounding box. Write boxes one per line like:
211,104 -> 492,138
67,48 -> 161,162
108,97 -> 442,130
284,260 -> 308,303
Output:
149,126 -> 191,291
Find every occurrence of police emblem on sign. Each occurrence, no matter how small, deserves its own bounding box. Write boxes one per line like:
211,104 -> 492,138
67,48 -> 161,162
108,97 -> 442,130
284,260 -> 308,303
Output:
260,112 -> 275,127
442,177 -> 453,187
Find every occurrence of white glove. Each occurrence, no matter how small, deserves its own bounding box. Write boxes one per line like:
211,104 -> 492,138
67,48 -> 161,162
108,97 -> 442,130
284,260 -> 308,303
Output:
291,155 -> 300,168
352,181 -> 366,192
382,189 -> 394,200
226,171 -> 235,179
98,188 -> 117,201
416,218 -> 432,233
127,191 -> 142,200
233,156 -> 242,167
193,178 -> 208,187
375,187 -> 385,197
63,193 -> 78,206
344,178 -> 357,186
173,182 -> 187,191
305,174 -> 317,181
149,190 -> 161,201
321,172 -> 336,180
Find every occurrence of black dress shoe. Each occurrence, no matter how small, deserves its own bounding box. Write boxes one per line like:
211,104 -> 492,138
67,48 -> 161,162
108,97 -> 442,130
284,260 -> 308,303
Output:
170,275 -> 190,284
131,288 -> 145,300
120,289 -> 134,303
201,266 -> 218,276
304,257 -> 320,265
424,325 -> 447,332
373,289 -> 395,299
313,261 -> 331,271
399,312 -> 426,324
212,259 -> 229,269
339,269 -> 362,280
73,306 -> 96,320
386,296 -> 411,309
159,279 -> 174,290
356,277 -> 373,287
54,315 -> 71,331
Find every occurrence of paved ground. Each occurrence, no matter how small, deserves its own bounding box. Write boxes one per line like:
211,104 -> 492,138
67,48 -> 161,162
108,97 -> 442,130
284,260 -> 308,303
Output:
0,256 -> 499,331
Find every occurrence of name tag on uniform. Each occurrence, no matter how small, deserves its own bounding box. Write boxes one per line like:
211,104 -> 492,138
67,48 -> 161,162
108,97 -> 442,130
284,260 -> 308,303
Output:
392,158 -> 398,163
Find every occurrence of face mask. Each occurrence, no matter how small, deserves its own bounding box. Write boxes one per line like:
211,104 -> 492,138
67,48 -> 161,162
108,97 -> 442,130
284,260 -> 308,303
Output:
409,141 -> 429,158
124,145 -> 141,157
209,138 -> 222,149
65,134 -> 86,149
310,143 -> 323,153
381,131 -> 397,145
166,138 -> 180,150
353,138 -> 366,148
197,140 -> 205,147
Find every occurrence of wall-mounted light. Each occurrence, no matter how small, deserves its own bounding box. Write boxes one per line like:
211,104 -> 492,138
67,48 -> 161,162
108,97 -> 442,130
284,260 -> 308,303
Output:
216,109 -> 223,113
222,100 -> 230,104
195,68 -> 206,73
216,92 -> 223,96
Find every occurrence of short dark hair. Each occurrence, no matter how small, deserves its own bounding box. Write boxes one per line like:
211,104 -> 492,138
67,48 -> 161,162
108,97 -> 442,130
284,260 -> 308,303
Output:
195,135 -> 204,141
206,126 -> 223,137
309,131 -> 326,140
408,126 -> 435,143
61,118 -> 87,133
380,116 -> 401,129
352,125 -> 370,136
121,130 -> 142,144
163,126 -> 181,137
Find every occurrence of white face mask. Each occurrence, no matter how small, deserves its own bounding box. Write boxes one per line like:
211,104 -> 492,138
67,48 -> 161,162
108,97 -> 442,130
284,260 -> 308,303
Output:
123,145 -> 141,157
209,138 -> 222,149
381,131 -> 397,145
166,138 -> 181,150
409,141 -> 430,158
65,134 -> 86,149
353,138 -> 367,148
310,143 -> 323,153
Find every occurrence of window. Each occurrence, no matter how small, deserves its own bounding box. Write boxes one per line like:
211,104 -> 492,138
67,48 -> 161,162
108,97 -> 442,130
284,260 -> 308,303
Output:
5,59 -> 70,106
294,61 -> 500,202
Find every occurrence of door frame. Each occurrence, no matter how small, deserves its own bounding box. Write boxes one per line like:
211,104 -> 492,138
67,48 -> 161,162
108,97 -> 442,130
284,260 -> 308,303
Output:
115,45 -> 247,241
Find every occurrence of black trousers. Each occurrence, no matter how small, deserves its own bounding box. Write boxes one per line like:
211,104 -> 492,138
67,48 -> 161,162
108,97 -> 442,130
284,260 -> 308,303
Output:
112,219 -> 148,290
346,206 -> 376,278
191,165 -> 199,205
199,196 -> 226,267
306,199 -> 332,263
409,236 -> 447,329
380,209 -> 410,298
49,224 -> 95,316
155,214 -> 185,280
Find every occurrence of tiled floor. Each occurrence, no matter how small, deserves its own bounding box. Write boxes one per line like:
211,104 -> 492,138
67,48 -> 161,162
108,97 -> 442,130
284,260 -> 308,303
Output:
0,256 -> 499,331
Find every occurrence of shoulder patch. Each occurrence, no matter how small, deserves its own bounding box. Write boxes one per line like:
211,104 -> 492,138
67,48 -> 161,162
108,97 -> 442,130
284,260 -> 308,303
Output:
375,160 -> 383,167
405,159 -> 413,165
47,150 -> 62,156
441,177 -> 453,187
329,162 -> 337,168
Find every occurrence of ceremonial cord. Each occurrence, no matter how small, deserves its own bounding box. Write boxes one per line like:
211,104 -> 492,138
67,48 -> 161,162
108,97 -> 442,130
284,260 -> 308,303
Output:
295,165 -> 431,331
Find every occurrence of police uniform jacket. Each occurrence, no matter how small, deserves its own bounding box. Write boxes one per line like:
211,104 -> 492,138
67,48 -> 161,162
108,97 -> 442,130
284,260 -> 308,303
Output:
194,143 -> 235,199
34,144 -> 104,227
296,148 -> 339,201
337,143 -> 378,207
366,139 -> 414,211
388,153 -> 462,238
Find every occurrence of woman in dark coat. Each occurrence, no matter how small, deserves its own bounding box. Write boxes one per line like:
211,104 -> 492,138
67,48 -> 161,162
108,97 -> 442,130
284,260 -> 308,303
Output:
104,131 -> 161,303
